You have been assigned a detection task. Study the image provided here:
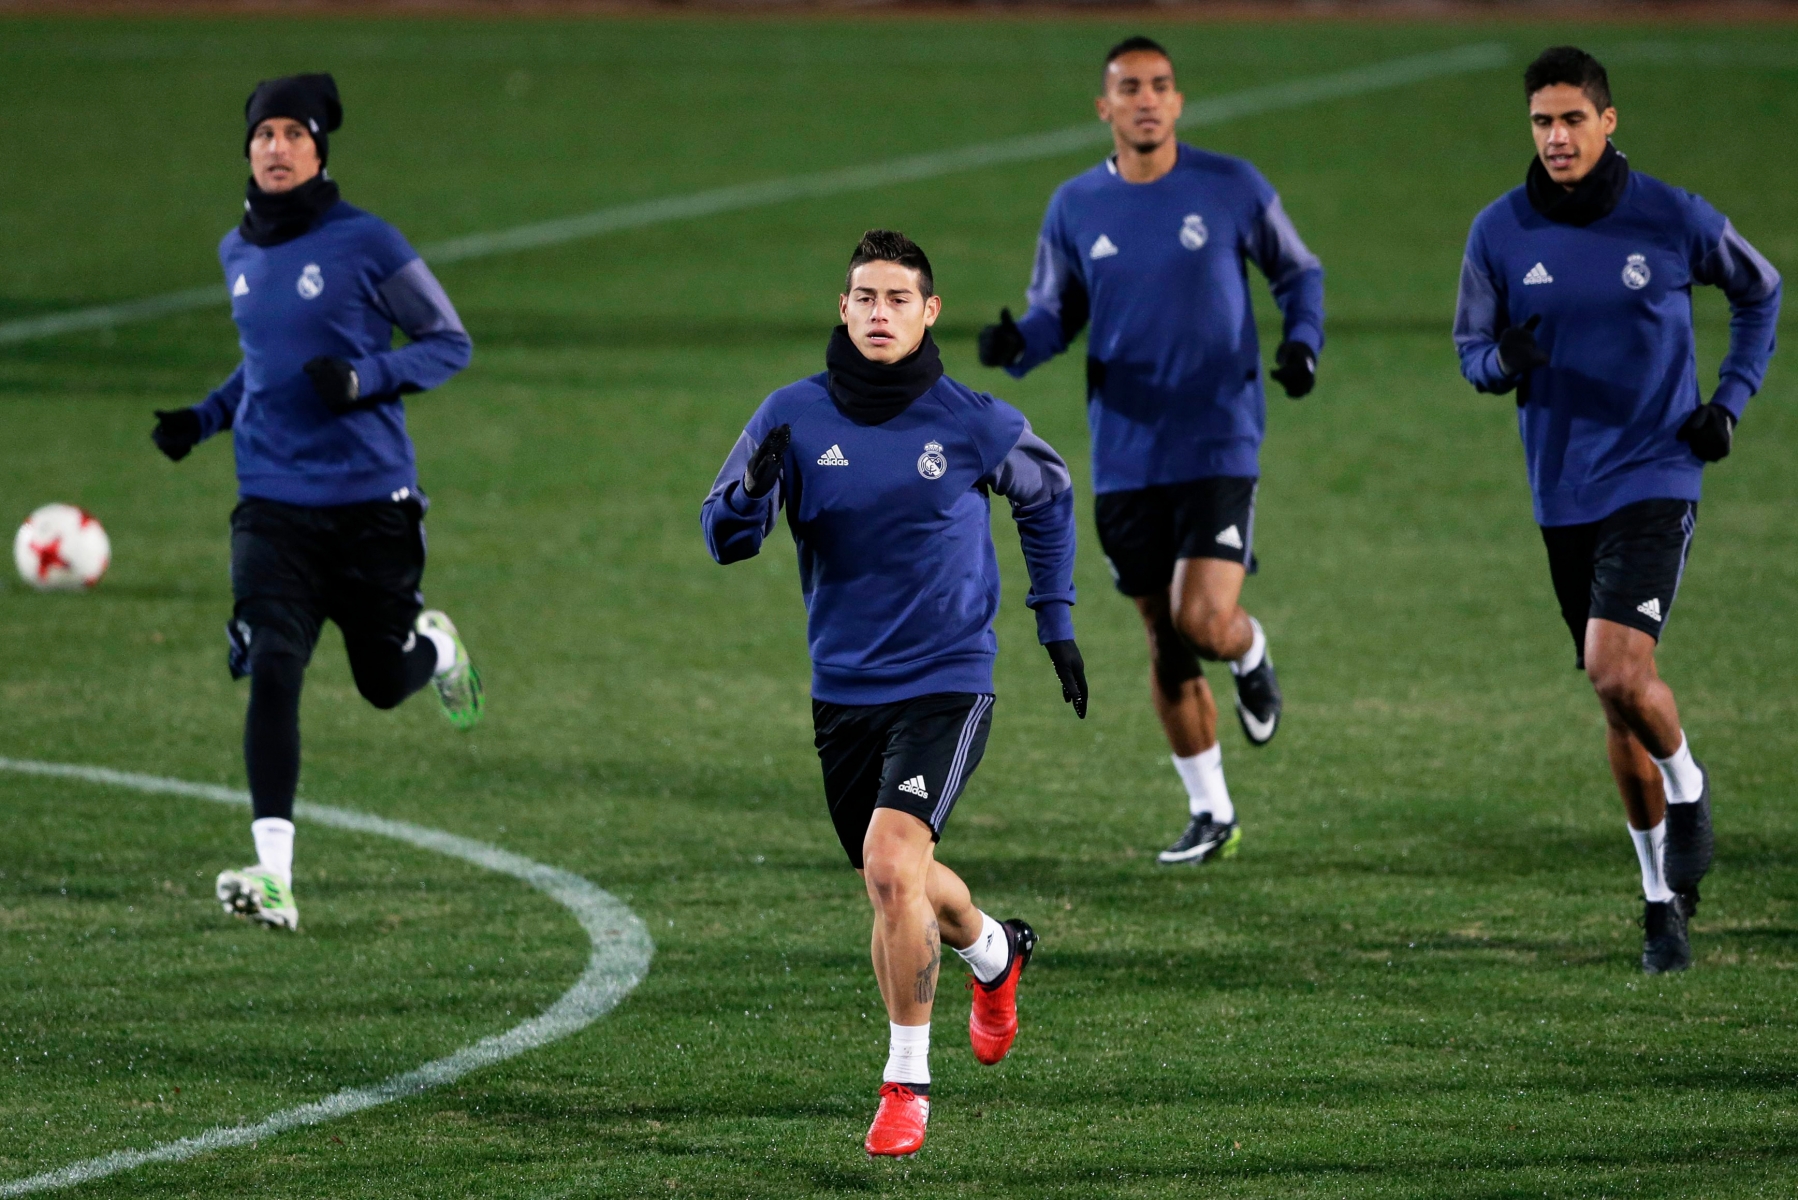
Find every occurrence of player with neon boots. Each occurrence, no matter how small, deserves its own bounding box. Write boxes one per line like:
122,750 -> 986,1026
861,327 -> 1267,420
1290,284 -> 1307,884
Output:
150,74 -> 482,932
1454,48 -> 1780,973
703,231 -> 1082,1157
978,37 -> 1326,867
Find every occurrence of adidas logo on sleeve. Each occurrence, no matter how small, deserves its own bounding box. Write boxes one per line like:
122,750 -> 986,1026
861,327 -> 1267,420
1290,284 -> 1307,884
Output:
817,444 -> 849,466
897,775 -> 930,800
1522,262 -> 1554,285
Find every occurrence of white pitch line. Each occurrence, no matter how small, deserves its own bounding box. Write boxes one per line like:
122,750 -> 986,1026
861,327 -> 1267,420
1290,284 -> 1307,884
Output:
0,43 -> 1506,348
0,757 -> 654,1197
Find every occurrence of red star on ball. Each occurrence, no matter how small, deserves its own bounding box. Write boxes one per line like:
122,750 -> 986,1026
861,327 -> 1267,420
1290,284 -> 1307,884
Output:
30,537 -> 70,581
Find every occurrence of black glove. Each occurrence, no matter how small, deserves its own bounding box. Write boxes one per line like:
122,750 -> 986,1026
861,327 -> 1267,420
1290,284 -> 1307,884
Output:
1497,314 -> 1550,377
977,308 -> 1026,369
151,408 -> 201,462
1678,402 -> 1735,463
1045,639 -> 1088,720
1269,340 -> 1316,399
303,356 -> 362,413
742,424 -> 791,500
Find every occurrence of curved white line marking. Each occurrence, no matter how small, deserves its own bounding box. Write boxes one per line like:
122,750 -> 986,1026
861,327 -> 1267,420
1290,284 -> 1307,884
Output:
0,757 -> 653,1197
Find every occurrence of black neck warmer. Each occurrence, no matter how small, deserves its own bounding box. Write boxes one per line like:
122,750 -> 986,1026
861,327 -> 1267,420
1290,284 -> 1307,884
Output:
240,173 -> 341,247
1526,142 -> 1629,227
825,325 -> 944,425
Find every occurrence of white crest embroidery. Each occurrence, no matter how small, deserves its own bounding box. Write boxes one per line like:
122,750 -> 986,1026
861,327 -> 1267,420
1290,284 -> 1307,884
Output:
917,440 -> 947,480
1179,214 -> 1209,251
1622,253 -> 1651,291
296,263 -> 324,300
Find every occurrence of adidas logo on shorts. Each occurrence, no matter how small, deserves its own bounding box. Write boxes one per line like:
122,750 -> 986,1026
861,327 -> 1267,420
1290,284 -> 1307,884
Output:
1215,524 -> 1244,550
897,775 -> 929,800
1637,597 -> 1663,622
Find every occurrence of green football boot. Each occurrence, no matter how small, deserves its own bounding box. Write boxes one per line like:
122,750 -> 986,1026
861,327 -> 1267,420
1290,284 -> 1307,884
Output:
417,609 -> 484,730
216,866 -> 300,932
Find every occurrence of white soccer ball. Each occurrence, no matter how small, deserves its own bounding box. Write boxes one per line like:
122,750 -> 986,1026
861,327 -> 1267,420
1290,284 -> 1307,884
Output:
14,503 -> 111,591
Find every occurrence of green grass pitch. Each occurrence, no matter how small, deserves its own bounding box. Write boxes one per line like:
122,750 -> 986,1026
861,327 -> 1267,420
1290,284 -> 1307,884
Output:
2,15 -> 1796,1198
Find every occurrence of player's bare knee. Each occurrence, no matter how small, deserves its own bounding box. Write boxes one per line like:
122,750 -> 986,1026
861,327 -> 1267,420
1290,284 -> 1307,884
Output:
1174,605 -> 1230,660
1586,656 -> 1649,712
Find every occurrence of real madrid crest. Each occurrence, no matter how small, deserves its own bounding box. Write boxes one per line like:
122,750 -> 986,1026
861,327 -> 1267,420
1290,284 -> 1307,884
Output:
1621,253 -> 1651,291
917,440 -> 947,480
1178,213 -> 1209,251
296,263 -> 325,300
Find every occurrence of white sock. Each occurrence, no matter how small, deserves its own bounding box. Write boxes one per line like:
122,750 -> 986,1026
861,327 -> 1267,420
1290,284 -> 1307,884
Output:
251,817 -> 295,887
1228,617 -> 1267,678
883,1022 -> 930,1087
954,912 -> 1010,985
421,626 -> 457,677
1172,745 -> 1233,823
1652,734 -> 1705,805
1630,821 -> 1673,903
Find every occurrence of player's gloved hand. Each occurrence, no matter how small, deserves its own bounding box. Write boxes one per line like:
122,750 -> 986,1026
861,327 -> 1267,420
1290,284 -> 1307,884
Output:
977,308 -> 1026,369
1269,340 -> 1316,399
1678,402 -> 1735,462
1045,639 -> 1088,719
1497,315 -> 1551,377
151,408 -> 201,462
742,424 -> 791,500
303,356 -> 362,413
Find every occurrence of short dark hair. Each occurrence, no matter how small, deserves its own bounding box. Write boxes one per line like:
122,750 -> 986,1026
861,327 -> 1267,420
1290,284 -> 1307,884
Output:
844,229 -> 934,298
1524,46 -> 1612,112
1104,35 -> 1172,86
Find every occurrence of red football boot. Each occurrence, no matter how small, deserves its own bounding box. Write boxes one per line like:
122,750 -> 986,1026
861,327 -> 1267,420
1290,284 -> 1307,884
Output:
864,1082 -> 929,1157
968,918 -> 1038,1065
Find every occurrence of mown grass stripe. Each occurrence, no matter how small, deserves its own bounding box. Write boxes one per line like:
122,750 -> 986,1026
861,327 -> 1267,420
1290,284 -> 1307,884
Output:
0,757 -> 653,1198
0,43 -> 1506,347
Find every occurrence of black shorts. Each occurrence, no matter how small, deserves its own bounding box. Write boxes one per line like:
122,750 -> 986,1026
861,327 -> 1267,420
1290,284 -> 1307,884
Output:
1093,476 -> 1258,597
1540,498 -> 1697,669
230,495 -> 427,671
812,692 -> 994,869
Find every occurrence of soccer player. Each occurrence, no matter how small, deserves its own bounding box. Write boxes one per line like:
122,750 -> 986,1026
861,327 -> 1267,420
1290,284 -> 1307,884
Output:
702,230 -> 1085,1158
150,74 -> 483,933
977,36 -> 1325,866
1454,48 -> 1780,973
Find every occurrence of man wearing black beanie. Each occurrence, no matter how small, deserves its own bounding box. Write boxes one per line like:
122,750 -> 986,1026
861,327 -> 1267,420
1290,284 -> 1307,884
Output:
150,73 -> 483,934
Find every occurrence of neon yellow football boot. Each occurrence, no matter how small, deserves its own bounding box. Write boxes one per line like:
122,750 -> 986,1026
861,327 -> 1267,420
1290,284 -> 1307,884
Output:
417,609 -> 484,730
215,866 -> 300,932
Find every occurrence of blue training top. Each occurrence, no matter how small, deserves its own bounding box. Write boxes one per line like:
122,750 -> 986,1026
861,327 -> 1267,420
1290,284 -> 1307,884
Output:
1454,166 -> 1781,527
1008,143 -> 1326,494
190,201 -> 473,507
701,373 -> 1078,707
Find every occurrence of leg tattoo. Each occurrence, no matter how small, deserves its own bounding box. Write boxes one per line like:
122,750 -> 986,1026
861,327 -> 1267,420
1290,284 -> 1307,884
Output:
914,919 -> 941,1006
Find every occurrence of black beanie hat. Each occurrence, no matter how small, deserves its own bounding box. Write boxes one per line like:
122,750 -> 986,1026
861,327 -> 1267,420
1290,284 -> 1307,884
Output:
243,74 -> 342,165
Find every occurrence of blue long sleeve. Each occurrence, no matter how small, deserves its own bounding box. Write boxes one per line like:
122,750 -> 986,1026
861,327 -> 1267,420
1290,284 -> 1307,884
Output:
1693,220 -> 1782,419
1250,195 -> 1325,353
986,425 -> 1077,644
352,258 -> 473,399
193,363 -> 245,439
701,428 -> 783,564
1453,235 -> 1516,394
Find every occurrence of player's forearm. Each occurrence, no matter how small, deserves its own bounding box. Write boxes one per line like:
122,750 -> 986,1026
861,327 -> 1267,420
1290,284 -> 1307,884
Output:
1715,286 -> 1781,420
1009,306 -> 1069,377
700,435 -> 777,564
1272,267 -> 1325,354
350,328 -> 472,399
1013,489 -> 1078,644
193,364 -> 246,437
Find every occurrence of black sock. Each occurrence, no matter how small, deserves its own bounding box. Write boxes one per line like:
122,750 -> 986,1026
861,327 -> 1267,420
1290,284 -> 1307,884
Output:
245,654 -> 304,822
